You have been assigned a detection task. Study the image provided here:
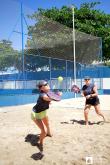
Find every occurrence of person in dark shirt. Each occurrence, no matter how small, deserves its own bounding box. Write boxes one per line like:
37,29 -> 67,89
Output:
31,80 -> 52,153
82,76 -> 105,125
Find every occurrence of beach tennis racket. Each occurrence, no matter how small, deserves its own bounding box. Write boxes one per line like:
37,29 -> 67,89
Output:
71,85 -> 80,93
47,91 -> 61,101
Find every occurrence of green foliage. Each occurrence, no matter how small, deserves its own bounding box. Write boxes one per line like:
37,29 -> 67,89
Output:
0,40 -> 20,71
27,1 -> 110,61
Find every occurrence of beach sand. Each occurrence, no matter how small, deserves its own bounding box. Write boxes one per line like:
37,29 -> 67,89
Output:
0,95 -> 110,165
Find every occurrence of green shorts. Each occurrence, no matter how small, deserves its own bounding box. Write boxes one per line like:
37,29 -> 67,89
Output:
31,109 -> 47,120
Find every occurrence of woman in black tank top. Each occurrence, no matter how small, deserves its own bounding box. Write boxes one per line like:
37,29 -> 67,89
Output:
31,80 -> 52,154
82,77 -> 105,125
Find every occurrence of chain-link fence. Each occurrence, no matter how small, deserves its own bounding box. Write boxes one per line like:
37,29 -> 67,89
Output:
0,0 -> 103,93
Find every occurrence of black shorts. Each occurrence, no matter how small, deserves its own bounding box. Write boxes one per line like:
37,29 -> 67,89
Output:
86,97 -> 100,106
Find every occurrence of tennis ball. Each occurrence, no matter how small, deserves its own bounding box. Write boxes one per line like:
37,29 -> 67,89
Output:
58,76 -> 63,82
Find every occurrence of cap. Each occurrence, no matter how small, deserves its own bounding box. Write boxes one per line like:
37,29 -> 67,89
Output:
37,80 -> 48,88
84,76 -> 90,80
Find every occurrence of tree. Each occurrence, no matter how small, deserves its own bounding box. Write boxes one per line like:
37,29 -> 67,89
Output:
0,40 -> 20,72
27,2 -> 110,61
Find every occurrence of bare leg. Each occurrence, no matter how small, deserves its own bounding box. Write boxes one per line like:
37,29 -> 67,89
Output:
42,116 -> 52,137
84,105 -> 91,125
33,119 -> 46,146
94,104 -> 105,121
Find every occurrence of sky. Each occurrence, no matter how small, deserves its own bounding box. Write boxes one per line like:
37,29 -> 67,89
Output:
0,0 -> 110,50
18,0 -> 110,14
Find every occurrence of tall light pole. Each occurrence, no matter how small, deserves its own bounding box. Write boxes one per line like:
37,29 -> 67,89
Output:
21,3 -> 25,88
72,6 -> 76,86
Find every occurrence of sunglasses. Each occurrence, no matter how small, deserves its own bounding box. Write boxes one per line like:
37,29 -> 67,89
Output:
85,79 -> 90,81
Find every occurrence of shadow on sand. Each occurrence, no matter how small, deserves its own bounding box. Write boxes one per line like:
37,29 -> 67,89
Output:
25,134 -> 44,160
61,119 -> 105,125
25,134 -> 40,146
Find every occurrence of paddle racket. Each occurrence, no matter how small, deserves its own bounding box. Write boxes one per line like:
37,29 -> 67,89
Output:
47,91 -> 61,101
71,85 -> 80,93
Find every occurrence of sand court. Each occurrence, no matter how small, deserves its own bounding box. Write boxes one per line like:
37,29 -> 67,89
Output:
0,95 -> 110,165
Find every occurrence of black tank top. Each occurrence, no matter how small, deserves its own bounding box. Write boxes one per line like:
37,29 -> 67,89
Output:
33,92 -> 50,113
82,83 -> 95,96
